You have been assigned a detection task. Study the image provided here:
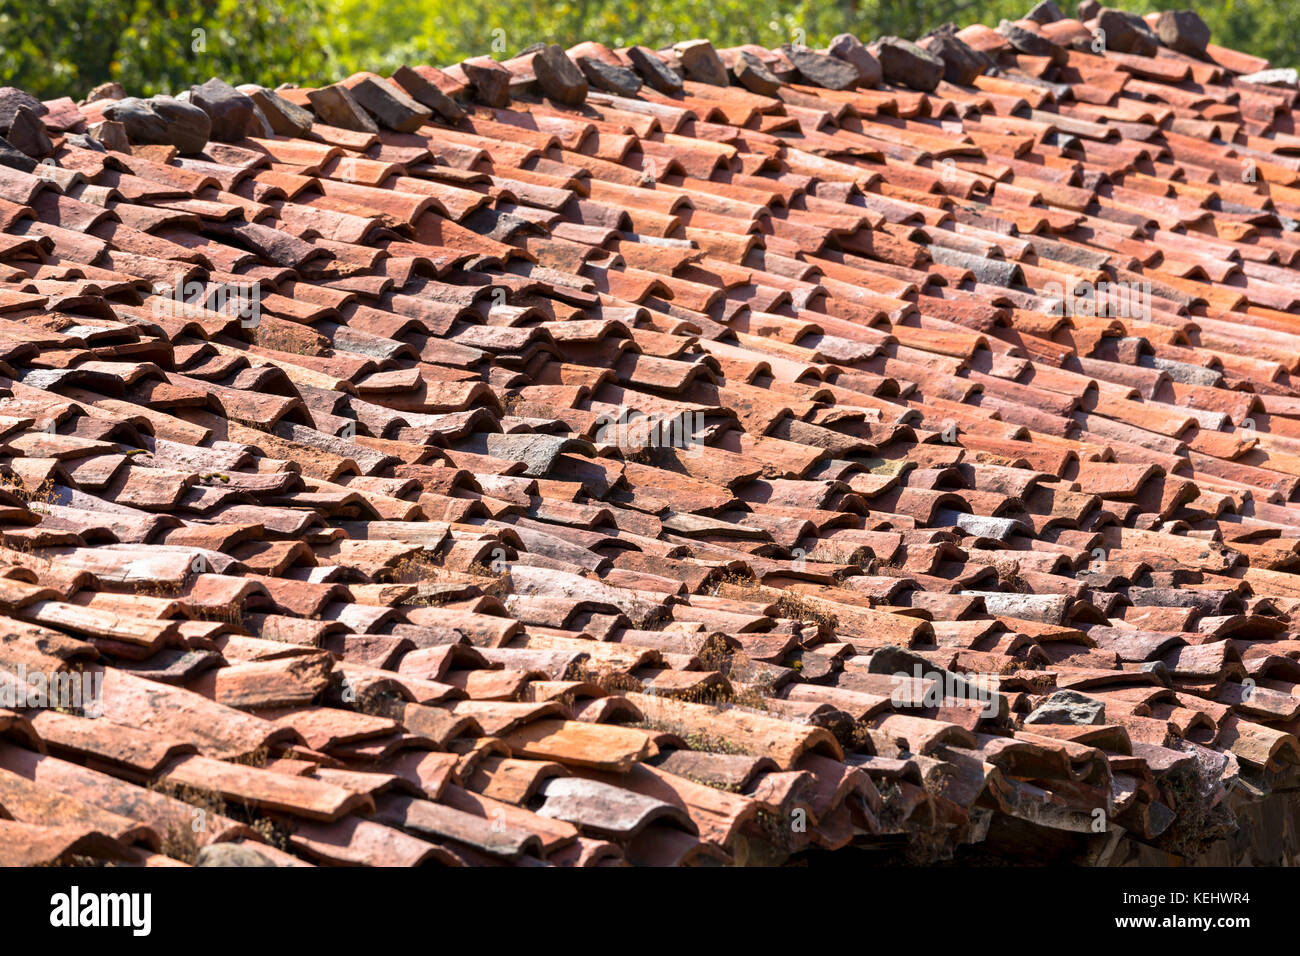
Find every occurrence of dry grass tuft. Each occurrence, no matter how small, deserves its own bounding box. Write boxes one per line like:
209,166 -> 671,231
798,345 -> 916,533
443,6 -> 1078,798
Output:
382,551 -> 444,585
253,323 -> 325,356
464,559 -> 513,599
150,776 -> 292,861
872,557 -> 908,577
708,568 -> 758,597
566,664 -> 641,696
994,559 -> 1030,593
0,474 -> 58,512
772,592 -> 838,631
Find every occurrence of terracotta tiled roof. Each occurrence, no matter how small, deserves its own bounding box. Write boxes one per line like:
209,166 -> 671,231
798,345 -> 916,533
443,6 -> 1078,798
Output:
2,5 -> 1300,867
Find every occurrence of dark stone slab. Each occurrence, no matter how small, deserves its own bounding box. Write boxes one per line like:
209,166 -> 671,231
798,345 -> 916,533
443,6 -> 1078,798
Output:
732,51 -> 783,95
576,56 -> 642,96
785,47 -> 861,91
190,78 -> 262,141
627,45 -> 683,94
872,36 -> 944,92
532,45 -> 588,105
349,76 -> 433,133
828,33 -> 882,87
103,95 -> 212,154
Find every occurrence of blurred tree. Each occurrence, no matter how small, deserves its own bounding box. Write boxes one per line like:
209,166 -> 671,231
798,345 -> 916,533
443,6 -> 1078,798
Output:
330,0 -> 1296,82
0,0 -> 333,98
0,0 -> 1293,101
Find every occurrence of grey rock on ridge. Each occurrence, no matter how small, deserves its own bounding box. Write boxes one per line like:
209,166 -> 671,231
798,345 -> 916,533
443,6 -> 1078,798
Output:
0,136 -> 37,173
532,45 -> 589,105
102,95 -> 212,154
1240,67 -> 1300,87
998,19 -> 1068,63
461,57 -> 513,107
0,87 -> 46,131
190,77 -> 263,141
627,45 -> 683,94
576,56 -> 642,97
6,106 -> 53,157
925,31 -> 994,86
1154,9 -> 1211,56
1096,7 -> 1159,56
348,76 -> 434,133
388,67 -> 465,121
306,83 -> 379,133
673,39 -> 729,86
828,33 -> 882,87
240,84 -> 316,136
1027,0 -> 1065,23
871,36 -> 944,92
731,51 -> 783,95
785,46 -> 862,91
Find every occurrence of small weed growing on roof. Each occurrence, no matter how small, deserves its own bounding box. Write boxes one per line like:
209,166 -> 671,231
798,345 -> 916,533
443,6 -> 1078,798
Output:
873,557 -> 908,578
567,664 -> 641,695
1154,757 -> 1237,860
772,592 -> 838,631
629,603 -> 671,630
802,543 -> 871,569
0,474 -> 58,513
192,601 -> 245,628
236,810 -> 294,852
136,575 -> 240,630
754,808 -> 794,847
683,680 -> 773,713
0,536 -> 58,578
228,746 -> 270,768
158,824 -> 201,865
620,445 -> 654,465
380,552 -> 459,605
684,731 -> 749,755
727,683 -> 774,712
36,855 -> 113,868
633,715 -> 683,737
678,649 -> 774,713
130,580 -> 184,599
708,568 -> 758,597
381,550 -> 443,585
150,776 -> 293,858
465,559 -> 512,599
148,781 -> 227,865
993,559 -> 1030,593
709,573 -> 839,631
634,712 -> 752,757
848,720 -> 883,754
381,553 -> 513,602
0,533 -> 36,556
696,636 -> 731,673
872,780 -> 908,833
253,323 -> 324,357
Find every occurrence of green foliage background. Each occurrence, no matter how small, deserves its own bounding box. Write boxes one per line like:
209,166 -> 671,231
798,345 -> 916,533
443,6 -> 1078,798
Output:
0,0 -> 1293,100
